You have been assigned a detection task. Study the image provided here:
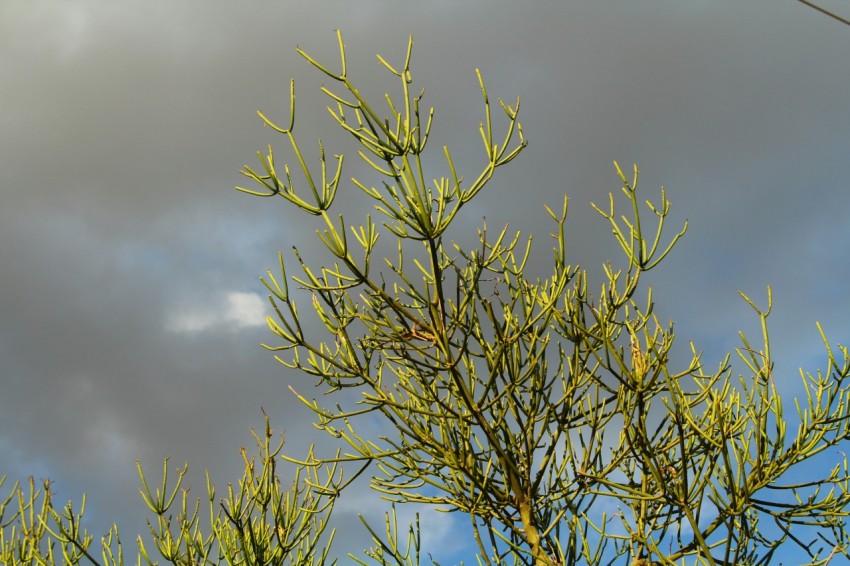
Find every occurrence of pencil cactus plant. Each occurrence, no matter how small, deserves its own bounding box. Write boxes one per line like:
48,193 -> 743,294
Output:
237,31 -> 850,565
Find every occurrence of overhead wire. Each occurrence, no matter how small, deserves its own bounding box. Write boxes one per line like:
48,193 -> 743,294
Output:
798,0 -> 850,26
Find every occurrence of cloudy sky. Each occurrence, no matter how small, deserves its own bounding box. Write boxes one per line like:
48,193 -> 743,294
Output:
2,1 -> 850,562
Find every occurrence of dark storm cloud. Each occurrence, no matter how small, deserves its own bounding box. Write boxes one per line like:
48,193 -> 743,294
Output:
1,1 -> 849,561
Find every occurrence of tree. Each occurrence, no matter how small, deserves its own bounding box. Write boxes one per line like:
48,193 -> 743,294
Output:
236,31 -> 850,565
3,30 -> 850,566
0,419 -> 341,565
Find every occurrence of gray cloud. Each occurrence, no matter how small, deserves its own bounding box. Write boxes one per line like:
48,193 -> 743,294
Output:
2,1 -> 849,561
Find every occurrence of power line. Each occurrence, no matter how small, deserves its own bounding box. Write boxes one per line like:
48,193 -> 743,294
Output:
798,0 -> 850,26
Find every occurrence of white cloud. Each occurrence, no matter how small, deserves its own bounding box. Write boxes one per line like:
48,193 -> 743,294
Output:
223,292 -> 267,328
166,291 -> 267,334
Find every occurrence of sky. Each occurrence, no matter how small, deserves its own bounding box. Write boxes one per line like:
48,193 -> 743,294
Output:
2,1 -> 850,563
